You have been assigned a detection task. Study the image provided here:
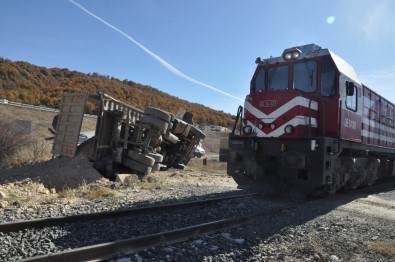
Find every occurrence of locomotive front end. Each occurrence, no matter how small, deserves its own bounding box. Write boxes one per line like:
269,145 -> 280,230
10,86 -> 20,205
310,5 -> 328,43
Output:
225,44 -> 341,196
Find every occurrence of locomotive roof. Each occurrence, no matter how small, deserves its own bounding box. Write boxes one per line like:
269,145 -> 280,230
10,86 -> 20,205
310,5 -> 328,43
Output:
328,49 -> 361,85
262,44 -> 361,84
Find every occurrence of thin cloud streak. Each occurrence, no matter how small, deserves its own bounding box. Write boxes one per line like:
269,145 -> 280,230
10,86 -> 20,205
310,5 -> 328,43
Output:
68,0 -> 243,102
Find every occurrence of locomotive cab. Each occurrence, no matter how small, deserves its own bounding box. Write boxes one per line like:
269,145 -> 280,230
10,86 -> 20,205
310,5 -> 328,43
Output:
224,44 -> 395,197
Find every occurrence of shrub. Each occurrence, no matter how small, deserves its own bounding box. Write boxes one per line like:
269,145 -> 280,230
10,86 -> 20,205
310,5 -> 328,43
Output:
0,119 -> 33,168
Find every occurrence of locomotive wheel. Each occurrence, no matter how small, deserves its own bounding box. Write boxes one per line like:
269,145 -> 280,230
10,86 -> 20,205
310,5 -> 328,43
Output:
189,125 -> 206,140
144,107 -> 172,122
140,115 -> 169,131
361,158 -> 379,187
127,150 -> 155,167
148,152 -> 164,163
123,159 -> 152,176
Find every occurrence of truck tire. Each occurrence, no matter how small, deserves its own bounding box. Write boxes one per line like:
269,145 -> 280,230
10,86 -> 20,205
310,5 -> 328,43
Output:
169,113 -> 175,122
190,125 -> 206,140
162,132 -> 179,144
141,115 -> 169,131
148,152 -> 164,163
144,107 -> 172,122
152,163 -> 161,172
172,119 -> 190,137
127,150 -> 155,167
123,159 -> 152,176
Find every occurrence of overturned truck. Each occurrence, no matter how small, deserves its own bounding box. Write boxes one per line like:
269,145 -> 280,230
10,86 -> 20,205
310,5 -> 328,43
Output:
51,92 -> 205,180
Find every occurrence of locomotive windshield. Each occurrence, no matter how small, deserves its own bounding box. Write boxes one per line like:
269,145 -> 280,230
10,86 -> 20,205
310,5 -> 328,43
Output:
254,68 -> 266,92
253,59 -> 334,95
268,65 -> 288,90
293,61 -> 317,93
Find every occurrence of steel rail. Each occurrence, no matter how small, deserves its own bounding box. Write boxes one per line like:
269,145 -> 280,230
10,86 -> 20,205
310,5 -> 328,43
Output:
0,193 -> 258,233
17,201 -> 303,262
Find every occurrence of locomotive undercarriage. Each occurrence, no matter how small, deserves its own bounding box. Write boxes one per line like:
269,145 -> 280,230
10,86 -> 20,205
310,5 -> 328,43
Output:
225,136 -> 395,197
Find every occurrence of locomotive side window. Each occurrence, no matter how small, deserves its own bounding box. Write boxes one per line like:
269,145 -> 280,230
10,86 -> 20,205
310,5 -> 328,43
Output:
293,61 -> 317,93
346,83 -> 357,111
268,65 -> 288,90
254,68 -> 266,93
321,58 -> 336,96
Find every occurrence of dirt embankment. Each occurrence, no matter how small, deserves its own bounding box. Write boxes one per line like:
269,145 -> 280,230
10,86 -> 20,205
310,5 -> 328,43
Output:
0,139 -> 102,190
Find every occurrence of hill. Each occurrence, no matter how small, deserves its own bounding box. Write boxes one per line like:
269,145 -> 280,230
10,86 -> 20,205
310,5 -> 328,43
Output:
0,58 -> 235,127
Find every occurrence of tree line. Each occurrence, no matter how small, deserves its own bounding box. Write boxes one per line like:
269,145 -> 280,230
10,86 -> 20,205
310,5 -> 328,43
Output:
0,58 -> 235,127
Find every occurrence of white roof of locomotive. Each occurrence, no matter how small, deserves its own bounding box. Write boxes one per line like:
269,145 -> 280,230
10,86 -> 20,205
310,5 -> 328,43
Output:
328,50 -> 361,85
263,44 -> 361,84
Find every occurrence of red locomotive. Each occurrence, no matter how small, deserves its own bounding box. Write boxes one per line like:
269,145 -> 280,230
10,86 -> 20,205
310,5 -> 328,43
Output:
221,44 -> 395,196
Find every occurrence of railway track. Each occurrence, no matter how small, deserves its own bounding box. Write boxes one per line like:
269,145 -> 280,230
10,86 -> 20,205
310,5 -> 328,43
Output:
5,179 -> 395,262
3,193 -> 269,261
17,199 -> 299,262
0,193 -> 258,233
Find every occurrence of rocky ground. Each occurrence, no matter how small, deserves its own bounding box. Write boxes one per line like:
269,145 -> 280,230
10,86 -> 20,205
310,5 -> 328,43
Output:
0,143 -> 394,261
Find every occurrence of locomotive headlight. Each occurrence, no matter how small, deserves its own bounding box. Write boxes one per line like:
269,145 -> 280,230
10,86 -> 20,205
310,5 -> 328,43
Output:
270,123 -> 276,130
244,125 -> 252,134
284,53 -> 292,60
284,125 -> 294,134
282,48 -> 301,60
292,51 -> 300,59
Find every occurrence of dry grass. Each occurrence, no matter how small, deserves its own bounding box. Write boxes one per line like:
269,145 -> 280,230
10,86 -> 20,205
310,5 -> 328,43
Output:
0,104 -> 97,168
369,241 -> 395,259
3,195 -> 28,208
57,189 -> 77,199
188,159 -> 227,174
141,176 -> 167,191
288,232 -> 325,257
0,137 -> 53,168
82,186 -> 119,200
58,185 -> 119,200
0,104 -> 97,139
0,119 -> 33,167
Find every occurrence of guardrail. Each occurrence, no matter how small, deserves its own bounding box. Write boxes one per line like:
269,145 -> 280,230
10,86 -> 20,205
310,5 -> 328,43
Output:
0,99 -> 97,118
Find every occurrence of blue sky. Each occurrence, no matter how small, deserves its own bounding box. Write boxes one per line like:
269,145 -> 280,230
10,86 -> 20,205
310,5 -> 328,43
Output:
1,0 -> 394,114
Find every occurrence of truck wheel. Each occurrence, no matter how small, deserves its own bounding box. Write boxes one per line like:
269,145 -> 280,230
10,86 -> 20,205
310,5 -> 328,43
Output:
162,132 -> 179,144
148,152 -> 164,163
127,150 -> 155,167
152,163 -> 161,172
172,119 -> 190,137
144,107 -> 172,122
141,115 -> 169,131
190,126 -> 206,140
123,159 -> 152,176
